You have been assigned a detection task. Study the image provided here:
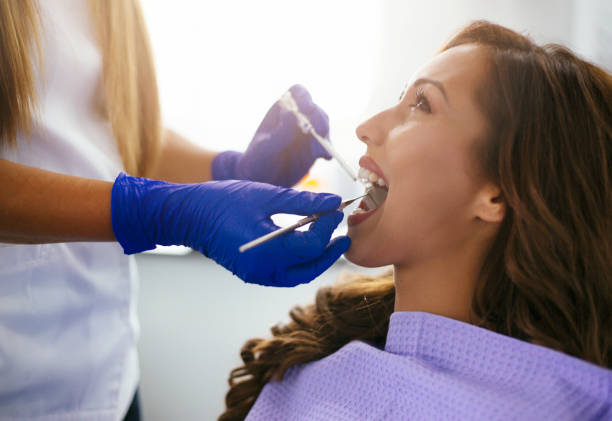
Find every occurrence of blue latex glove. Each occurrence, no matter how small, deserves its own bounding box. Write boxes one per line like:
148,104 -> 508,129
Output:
111,173 -> 350,287
211,84 -> 332,187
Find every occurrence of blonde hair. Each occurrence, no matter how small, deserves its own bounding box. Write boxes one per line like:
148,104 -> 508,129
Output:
0,0 -> 161,176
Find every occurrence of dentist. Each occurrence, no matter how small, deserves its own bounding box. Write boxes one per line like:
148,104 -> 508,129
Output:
0,1 -> 349,420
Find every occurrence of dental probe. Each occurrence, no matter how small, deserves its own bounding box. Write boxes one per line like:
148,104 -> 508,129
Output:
238,194 -> 366,253
278,91 -> 358,182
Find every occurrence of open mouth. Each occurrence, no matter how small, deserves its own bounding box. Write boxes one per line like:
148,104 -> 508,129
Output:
348,162 -> 389,227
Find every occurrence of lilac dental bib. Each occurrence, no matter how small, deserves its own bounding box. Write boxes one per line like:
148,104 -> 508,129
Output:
247,311 -> 611,420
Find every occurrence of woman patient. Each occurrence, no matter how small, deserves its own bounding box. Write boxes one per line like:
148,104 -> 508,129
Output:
220,20 -> 612,420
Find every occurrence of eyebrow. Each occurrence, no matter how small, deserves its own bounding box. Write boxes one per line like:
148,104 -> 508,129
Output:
413,78 -> 449,104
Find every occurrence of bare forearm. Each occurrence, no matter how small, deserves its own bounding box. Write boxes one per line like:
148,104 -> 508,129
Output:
1,127 -> 220,244
149,128 -> 219,183
0,159 -> 115,244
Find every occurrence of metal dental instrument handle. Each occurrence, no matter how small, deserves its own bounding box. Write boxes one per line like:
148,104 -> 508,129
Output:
279,91 -> 358,182
238,194 -> 365,253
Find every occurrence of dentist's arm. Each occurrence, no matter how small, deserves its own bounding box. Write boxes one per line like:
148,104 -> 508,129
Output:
0,159 -> 349,286
0,158 -> 114,243
149,128 -> 218,183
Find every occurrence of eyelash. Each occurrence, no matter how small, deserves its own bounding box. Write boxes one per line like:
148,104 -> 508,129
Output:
399,87 -> 432,113
409,88 -> 431,113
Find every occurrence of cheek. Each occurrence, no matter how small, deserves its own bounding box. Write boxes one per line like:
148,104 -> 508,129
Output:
345,123 -> 484,267
345,138 -> 477,267
380,135 -> 479,258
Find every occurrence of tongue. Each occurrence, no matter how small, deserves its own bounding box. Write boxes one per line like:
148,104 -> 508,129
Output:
363,185 -> 388,211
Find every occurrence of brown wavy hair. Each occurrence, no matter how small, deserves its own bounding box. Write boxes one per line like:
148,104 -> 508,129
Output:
219,20 -> 612,421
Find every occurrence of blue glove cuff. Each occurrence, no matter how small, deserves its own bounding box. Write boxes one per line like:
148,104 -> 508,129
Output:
211,150 -> 242,181
111,172 -> 157,255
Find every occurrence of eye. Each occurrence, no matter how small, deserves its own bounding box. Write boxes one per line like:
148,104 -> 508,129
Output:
408,87 -> 431,113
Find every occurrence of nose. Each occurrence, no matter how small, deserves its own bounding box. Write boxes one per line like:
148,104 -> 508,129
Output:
355,110 -> 387,147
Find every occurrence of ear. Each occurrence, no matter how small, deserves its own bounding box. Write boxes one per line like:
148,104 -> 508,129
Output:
474,183 -> 505,223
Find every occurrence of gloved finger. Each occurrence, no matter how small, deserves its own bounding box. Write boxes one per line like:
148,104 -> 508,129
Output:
255,100 -> 283,133
288,84 -> 313,111
288,84 -> 332,159
280,211 -> 343,263
289,85 -> 328,134
275,107 -> 301,149
267,189 -> 341,215
306,107 -> 332,160
255,101 -> 298,141
282,236 -> 351,287
252,107 -> 299,158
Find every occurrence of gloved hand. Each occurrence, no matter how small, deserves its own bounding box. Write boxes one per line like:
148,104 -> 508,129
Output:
111,173 -> 350,287
211,84 -> 332,187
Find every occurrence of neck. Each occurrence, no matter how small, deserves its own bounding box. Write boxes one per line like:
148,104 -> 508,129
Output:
393,238 -> 492,324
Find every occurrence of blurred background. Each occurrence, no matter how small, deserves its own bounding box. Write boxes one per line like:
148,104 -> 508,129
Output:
136,0 -> 610,419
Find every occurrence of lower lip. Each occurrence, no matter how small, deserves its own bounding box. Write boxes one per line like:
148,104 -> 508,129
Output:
347,203 -> 381,227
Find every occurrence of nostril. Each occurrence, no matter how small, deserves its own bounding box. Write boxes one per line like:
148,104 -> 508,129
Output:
355,123 -> 368,143
356,126 -> 380,146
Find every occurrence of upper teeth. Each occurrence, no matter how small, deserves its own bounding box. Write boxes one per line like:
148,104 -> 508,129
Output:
358,167 -> 388,187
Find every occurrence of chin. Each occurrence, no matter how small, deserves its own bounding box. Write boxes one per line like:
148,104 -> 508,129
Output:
344,239 -> 390,268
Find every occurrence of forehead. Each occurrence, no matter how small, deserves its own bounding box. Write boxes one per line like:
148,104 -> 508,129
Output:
409,43 -> 490,107
411,44 -> 491,142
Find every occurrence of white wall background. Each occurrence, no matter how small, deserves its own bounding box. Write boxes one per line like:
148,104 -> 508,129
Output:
136,1 -> 607,419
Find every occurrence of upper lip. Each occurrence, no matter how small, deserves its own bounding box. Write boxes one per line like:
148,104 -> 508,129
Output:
359,155 -> 389,186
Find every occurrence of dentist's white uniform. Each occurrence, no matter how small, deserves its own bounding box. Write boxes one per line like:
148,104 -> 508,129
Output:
0,1 -> 139,419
